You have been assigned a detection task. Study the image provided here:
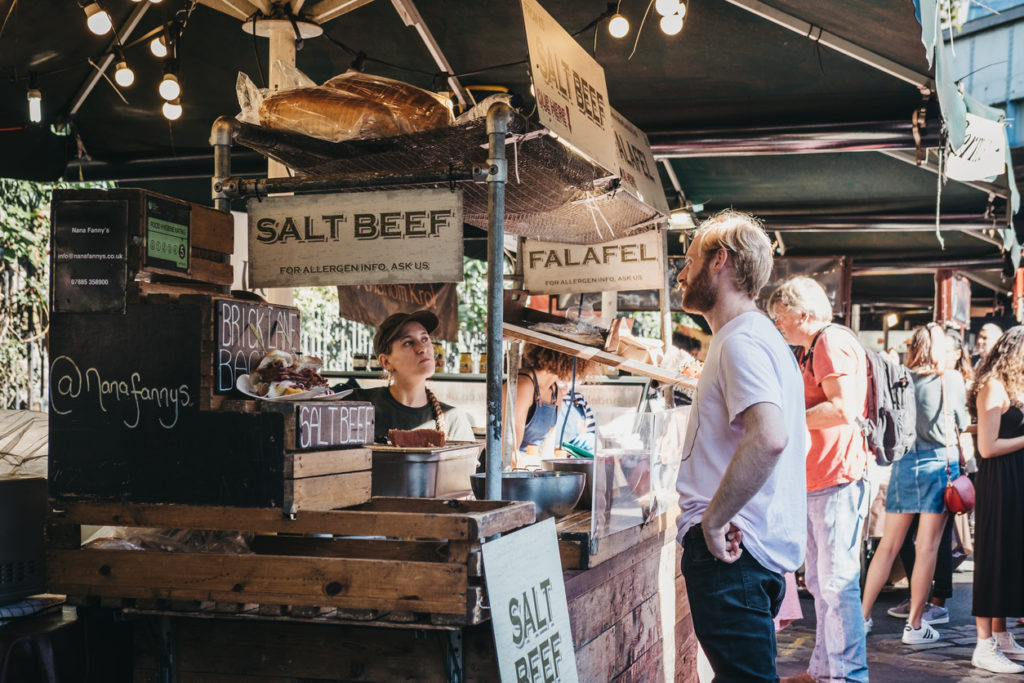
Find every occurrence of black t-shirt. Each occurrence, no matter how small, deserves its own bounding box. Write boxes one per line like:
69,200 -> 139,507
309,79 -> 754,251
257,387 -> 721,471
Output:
348,386 -> 475,444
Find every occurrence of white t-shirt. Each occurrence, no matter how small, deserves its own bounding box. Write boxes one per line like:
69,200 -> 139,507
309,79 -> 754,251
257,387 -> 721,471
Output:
675,311 -> 808,574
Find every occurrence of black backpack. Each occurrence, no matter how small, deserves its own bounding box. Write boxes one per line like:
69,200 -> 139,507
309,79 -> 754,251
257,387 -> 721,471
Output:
806,325 -> 917,466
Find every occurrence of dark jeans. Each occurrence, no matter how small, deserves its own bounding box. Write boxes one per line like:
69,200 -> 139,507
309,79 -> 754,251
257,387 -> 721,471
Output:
898,514 -> 954,599
682,527 -> 785,682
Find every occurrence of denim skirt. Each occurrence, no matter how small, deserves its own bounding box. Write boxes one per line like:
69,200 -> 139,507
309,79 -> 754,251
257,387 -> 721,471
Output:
885,442 -> 959,514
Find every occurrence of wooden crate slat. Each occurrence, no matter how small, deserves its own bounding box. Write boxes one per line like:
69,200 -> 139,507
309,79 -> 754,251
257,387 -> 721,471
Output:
48,549 -> 468,614
284,448 -> 371,478
250,535 -> 478,570
283,471 -> 371,513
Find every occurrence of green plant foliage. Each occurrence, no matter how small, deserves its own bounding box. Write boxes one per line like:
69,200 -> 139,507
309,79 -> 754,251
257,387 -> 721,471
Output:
457,257 -> 489,351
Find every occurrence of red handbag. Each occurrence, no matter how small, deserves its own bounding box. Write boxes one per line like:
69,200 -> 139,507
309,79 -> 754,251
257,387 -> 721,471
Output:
942,372 -> 976,514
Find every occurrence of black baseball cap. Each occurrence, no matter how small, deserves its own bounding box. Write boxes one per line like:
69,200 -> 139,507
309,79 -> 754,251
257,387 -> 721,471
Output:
373,310 -> 440,356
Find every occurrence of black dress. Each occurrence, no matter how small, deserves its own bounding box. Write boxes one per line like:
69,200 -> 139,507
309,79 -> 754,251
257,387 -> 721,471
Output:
972,405 -> 1024,617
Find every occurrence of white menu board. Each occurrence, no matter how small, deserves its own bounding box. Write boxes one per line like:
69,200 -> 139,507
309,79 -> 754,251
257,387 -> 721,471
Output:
522,0 -> 618,176
523,229 -> 665,294
247,188 -> 463,288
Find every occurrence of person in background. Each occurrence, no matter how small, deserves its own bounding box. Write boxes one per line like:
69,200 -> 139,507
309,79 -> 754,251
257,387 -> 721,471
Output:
675,210 -> 807,682
973,323 -> 1003,371
968,325 -> 1024,673
348,310 -> 475,444
887,326 -> 974,626
768,276 -> 869,683
860,325 -> 965,645
512,344 -> 592,464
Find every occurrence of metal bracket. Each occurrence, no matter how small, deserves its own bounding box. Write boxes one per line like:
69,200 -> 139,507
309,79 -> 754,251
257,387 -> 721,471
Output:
444,629 -> 463,683
485,159 -> 508,184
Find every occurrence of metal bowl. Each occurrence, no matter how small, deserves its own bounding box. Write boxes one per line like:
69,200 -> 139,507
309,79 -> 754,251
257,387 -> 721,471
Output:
470,471 -> 586,521
541,458 -> 593,509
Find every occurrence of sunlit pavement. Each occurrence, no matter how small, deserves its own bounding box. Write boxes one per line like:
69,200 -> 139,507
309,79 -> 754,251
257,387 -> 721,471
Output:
776,561 -> 1024,681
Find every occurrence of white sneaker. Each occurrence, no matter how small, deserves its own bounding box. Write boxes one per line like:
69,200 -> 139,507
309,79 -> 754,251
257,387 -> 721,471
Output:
973,637 -> 1024,673
865,617 -> 873,635
995,631 -> 1024,661
902,621 -> 941,645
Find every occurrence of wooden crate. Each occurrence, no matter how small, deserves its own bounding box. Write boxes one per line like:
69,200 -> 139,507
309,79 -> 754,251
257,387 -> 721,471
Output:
555,508 -> 675,570
51,188 -> 233,316
47,498 -> 535,625
284,448 -> 371,514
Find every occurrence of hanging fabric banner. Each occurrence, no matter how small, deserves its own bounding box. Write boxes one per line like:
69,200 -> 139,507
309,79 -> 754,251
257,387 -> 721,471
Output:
336,282 -> 459,341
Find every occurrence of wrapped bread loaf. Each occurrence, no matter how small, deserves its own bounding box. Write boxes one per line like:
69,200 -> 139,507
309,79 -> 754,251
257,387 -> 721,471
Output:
258,87 -> 400,142
324,71 -> 453,135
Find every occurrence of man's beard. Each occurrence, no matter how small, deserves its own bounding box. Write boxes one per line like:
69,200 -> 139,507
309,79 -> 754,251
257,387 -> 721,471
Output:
681,259 -> 717,314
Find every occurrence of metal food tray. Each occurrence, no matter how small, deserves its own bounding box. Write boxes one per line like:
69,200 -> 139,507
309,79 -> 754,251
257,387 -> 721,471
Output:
370,442 -> 484,499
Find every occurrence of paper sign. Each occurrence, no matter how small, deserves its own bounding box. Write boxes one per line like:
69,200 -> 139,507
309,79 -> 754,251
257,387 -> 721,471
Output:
482,518 -> 579,683
247,188 -> 464,288
946,113 -> 1006,181
610,108 -> 670,215
522,0 -> 617,175
523,229 -> 665,294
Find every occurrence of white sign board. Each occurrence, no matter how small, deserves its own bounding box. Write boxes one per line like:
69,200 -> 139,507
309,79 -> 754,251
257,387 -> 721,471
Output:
247,188 -> 463,288
482,518 -> 579,683
522,0 -> 618,176
946,113 -> 1006,181
523,229 -> 665,294
611,107 -> 670,216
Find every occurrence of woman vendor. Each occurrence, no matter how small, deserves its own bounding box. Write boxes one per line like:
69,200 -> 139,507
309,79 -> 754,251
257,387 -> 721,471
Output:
513,344 -> 594,463
348,310 -> 475,444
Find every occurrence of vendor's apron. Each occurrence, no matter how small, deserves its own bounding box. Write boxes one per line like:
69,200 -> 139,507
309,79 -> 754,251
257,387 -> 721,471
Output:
518,368 -> 558,457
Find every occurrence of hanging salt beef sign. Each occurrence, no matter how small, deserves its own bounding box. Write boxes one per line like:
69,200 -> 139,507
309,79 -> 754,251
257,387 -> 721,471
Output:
247,188 -> 463,288
610,107 -> 671,216
946,113 -> 1006,182
521,0 -> 618,177
523,229 -> 665,294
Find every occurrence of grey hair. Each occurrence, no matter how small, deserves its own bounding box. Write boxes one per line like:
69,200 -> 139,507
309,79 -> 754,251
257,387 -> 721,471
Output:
766,276 -> 833,322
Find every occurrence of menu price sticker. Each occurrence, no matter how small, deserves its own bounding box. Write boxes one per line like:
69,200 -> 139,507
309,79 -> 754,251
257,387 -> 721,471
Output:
145,195 -> 191,273
521,0 -> 617,176
482,518 -> 579,683
51,199 -> 129,313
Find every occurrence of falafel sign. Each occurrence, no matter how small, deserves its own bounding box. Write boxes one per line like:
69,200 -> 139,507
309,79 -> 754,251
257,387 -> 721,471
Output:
523,229 -> 664,294
247,188 -> 463,288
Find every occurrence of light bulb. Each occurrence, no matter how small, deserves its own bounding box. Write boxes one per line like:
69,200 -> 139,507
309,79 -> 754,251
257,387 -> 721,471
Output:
150,35 -> 167,58
655,0 -> 680,17
114,60 -> 134,87
159,73 -> 180,100
660,13 -> 684,35
83,3 -> 112,35
148,0 -> 163,3
162,99 -> 182,121
608,13 -> 630,38
677,2 -> 687,19
886,313 -> 899,328
27,89 -> 42,123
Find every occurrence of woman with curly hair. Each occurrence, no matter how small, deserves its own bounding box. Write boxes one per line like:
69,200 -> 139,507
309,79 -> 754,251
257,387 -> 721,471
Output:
967,325 -> 1024,673
513,344 -> 592,463
861,324 -> 966,644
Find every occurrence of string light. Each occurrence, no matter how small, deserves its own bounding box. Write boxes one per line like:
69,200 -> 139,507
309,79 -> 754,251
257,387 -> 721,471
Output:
655,0 -> 681,16
114,59 -> 134,87
150,34 -> 168,57
27,74 -> 41,124
660,12 -> 684,35
608,13 -> 630,38
81,1 -> 112,35
159,62 -> 181,100
162,98 -> 182,120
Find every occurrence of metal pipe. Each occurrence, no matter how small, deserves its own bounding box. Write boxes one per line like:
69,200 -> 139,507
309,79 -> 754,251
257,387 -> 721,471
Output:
763,219 -> 1004,232
216,165 -> 483,199
210,117 -> 238,213
853,257 -> 1004,272
66,151 -> 265,182
485,102 -> 511,502
651,121 -> 940,158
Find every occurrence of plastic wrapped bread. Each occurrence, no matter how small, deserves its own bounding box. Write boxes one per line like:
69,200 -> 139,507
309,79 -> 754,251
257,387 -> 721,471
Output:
258,87 -> 401,142
324,71 -> 454,135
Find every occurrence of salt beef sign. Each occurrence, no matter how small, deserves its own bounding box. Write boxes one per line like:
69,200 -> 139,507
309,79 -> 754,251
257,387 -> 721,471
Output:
523,229 -> 664,295
247,188 -> 463,288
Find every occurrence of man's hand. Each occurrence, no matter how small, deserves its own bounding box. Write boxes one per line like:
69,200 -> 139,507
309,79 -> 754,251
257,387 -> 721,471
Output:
703,520 -> 744,563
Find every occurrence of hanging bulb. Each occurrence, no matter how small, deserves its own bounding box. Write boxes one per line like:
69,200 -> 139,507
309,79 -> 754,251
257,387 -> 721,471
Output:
150,35 -> 168,58
82,2 -> 112,35
114,60 -> 134,87
148,0 -> 163,3
677,2 -> 687,19
655,0 -> 680,17
162,98 -> 182,120
159,71 -> 180,101
608,13 -> 630,38
660,13 -> 684,35
27,88 -> 42,124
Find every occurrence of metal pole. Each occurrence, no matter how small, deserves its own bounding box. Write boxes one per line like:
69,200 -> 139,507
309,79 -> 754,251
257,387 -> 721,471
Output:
218,165 -> 481,198
210,117 -> 237,212
485,102 -> 511,501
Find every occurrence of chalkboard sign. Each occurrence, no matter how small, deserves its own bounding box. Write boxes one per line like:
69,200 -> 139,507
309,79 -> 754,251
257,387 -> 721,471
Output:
51,199 -> 129,313
214,299 -> 301,393
49,305 -> 292,507
262,401 -> 375,451
144,194 -> 190,274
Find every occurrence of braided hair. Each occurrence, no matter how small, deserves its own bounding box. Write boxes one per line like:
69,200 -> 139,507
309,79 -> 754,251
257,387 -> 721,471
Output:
426,387 -> 446,433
